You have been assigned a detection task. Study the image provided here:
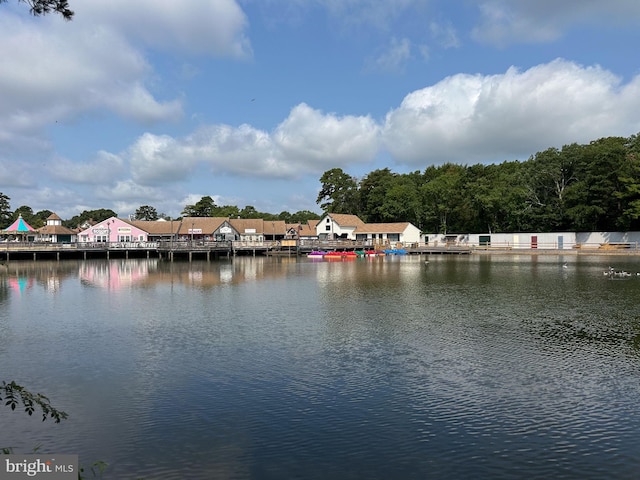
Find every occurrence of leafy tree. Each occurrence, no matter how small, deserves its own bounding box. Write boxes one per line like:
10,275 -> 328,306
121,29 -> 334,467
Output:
0,192 -> 11,229
181,196 -> 216,217
316,168 -> 359,214
359,168 -> 396,223
64,209 -> 117,229
213,205 -> 241,218
419,164 -> 466,234
238,205 -> 260,219
0,0 -> 73,20
11,205 -> 44,229
617,134 -> 640,229
134,205 -> 158,221
35,209 -> 53,225
378,176 -> 420,224
289,210 -> 321,223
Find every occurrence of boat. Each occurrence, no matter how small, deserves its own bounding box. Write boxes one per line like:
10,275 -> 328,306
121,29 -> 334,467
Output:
323,251 -> 357,260
307,251 -> 327,259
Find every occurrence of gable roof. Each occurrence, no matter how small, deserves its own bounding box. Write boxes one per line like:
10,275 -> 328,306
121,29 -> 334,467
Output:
178,217 -> 229,235
263,220 -> 287,236
327,213 -> 365,226
229,218 -> 264,234
290,220 -> 319,237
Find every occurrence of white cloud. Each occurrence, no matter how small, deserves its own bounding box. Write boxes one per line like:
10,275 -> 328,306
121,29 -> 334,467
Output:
0,14 -> 184,154
127,103 -> 380,183
430,21 -> 461,49
48,151 -> 125,184
472,0 -> 640,45
0,0 -> 252,157
382,59 -> 640,165
367,37 -> 412,73
78,0 -> 252,58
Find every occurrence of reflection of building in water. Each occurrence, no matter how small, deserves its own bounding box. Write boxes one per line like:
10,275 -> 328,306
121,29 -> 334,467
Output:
80,259 -> 153,290
1,260 -> 79,296
8,276 -> 33,295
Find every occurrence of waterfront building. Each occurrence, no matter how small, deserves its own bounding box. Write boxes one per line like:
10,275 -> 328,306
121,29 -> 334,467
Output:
36,213 -> 77,243
77,217 -> 149,243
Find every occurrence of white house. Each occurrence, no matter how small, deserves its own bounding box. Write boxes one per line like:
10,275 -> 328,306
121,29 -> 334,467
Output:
316,213 -> 365,240
354,222 -> 422,245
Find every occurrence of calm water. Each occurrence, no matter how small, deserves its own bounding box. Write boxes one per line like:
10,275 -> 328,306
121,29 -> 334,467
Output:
1,254 -> 640,479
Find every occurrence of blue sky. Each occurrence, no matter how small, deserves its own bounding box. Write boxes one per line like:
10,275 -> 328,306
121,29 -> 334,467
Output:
2,0 -> 640,219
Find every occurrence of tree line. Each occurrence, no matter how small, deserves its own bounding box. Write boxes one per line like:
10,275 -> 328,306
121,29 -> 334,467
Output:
2,133 -> 639,234
317,134 -> 640,233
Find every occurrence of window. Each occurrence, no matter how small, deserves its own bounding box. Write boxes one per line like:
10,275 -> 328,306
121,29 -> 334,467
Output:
326,225 -> 331,231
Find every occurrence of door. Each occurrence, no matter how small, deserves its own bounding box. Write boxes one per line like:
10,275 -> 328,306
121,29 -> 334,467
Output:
531,235 -> 538,249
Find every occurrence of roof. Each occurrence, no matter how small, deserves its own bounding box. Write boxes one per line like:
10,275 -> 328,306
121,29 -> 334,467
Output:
37,224 -> 76,235
229,218 -> 265,234
177,217 -> 229,235
288,220 -> 319,237
47,212 -> 62,221
262,220 -> 287,235
129,220 -> 180,235
354,222 -> 414,234
327,213 -> 365,227
3,215 -> 36,233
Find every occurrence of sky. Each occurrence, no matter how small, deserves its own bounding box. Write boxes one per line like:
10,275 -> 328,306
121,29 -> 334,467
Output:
2,0 -> 640,220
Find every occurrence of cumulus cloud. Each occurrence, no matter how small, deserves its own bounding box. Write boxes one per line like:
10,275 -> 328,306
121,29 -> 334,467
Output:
0,14 -> 184,153
0,0 -> 251,158
472,0 -> 640,45
79,0 -> 252,58
48,151 -> 125,184
127,103 -> 380,184
382,59 -> 640,165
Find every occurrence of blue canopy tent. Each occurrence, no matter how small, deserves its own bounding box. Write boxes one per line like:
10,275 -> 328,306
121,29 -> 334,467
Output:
2,214 -> 36,241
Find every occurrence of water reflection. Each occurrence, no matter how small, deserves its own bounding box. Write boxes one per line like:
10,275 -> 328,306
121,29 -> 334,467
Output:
2,255 -> 640,479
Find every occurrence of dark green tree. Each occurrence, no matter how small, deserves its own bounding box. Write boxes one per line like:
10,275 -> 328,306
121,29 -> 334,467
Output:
134,205 -> 159,221
239,205 -> 261,218
182,196 -> 216,217
0,192 -> 11,229
35,209 -> 53,225
11,205 -> 44,229
0,0 -> 73,19
359,168 -> 396,223
64,209 -> 117,229
213,205 -> 241,218
316,168 -> 359,214
289,210 -> 321,223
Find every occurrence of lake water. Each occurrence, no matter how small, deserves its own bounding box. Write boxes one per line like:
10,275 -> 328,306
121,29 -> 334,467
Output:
1,254 -> 640,479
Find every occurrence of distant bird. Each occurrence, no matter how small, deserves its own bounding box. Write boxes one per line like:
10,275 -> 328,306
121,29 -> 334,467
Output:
562,262 -> 568,269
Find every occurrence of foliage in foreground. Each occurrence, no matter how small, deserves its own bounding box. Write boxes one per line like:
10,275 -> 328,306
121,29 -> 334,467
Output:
0,381 -> 68,423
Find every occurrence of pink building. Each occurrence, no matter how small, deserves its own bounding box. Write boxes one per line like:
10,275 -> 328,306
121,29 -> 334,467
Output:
77,217 -> 149,243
